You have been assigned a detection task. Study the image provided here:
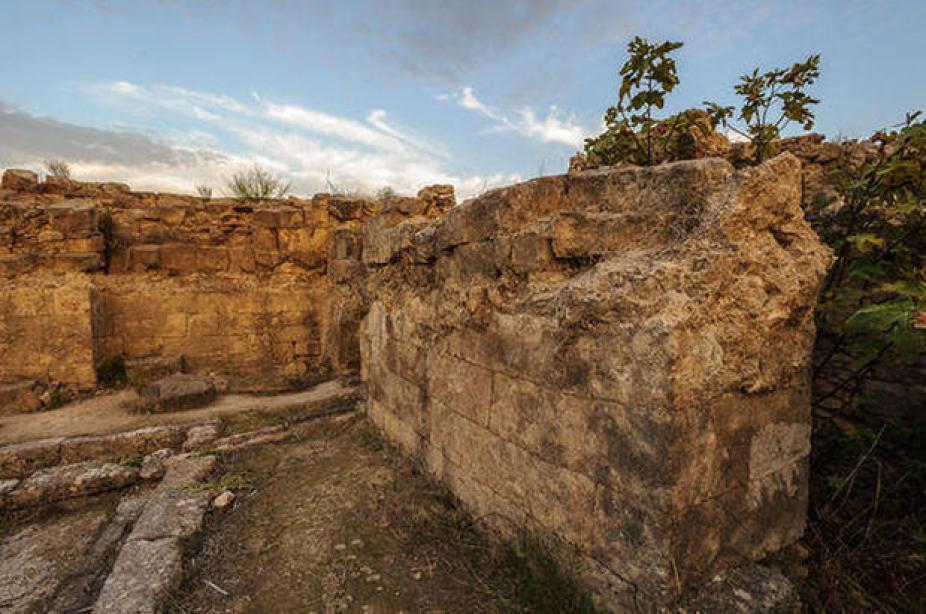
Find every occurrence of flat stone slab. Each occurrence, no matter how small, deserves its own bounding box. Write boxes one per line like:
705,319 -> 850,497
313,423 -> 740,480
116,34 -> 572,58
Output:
49,496 -> 149,613
125,354 -> 186,385
129,489 -> 211,541
92,537 -> 183,614
142,373 -> 217,412
0,508 -> 109,613
6,461 -> 138,509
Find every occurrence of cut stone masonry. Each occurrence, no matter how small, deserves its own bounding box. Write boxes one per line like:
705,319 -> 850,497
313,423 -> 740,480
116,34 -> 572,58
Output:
0,155 -> 833,610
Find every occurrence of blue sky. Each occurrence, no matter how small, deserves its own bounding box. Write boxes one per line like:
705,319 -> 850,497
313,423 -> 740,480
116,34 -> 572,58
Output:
1,0 -> 923,197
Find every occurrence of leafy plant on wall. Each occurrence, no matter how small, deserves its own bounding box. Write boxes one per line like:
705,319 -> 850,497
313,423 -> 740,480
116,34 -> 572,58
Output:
705,54 -> 821,163
584,37 -> 693,166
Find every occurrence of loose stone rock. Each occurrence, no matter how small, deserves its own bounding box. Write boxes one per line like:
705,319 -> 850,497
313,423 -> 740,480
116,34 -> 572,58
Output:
213,490 -> 235,509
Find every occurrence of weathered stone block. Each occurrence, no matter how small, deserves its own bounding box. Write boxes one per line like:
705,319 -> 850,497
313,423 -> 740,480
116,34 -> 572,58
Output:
47,199 -> 99,234
1,169 -> 38,191
253,205 -> 304,228
141,373 -> 216,412
124,354 -> 186,385
160,244 -> 229,272
361,154 -> 832,608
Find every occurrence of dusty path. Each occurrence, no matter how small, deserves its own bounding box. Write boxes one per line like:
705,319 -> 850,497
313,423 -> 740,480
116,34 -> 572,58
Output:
169,418 -> 537,613
0,380 -> 354,445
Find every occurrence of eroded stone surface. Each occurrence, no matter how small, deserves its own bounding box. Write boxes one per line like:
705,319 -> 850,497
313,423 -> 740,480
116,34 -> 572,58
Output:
0,509 -> 108,613
680,564 -> 800,613
182,423 -> 220,451
358,155 -> 832,608
92,537 -> 183,614
6,461 -> 138,508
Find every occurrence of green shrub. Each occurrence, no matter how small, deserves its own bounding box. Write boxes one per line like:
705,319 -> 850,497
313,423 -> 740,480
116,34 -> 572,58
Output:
226,164 -> 292,200
810,113 -> 926,409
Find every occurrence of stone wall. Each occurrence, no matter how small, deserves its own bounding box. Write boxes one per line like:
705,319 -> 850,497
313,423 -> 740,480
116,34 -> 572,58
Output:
356,155 -> 832,608
0,273 -> 97,388
0,169 -> 453,393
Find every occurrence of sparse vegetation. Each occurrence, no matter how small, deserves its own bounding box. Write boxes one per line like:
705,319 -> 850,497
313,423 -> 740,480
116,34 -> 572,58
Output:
226,164 -> 292,201
95,355 -> 128,388
375,186 -> 397,201
705,54 -> 821,163
195,184 -> 213,201
43,158 -> 71,179
583,37 -> 691,166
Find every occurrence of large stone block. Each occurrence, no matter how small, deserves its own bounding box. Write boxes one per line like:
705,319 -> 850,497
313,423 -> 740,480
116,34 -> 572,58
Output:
360,154 -> 832,609
46,199 -> 99,234
1,169 -> 38,191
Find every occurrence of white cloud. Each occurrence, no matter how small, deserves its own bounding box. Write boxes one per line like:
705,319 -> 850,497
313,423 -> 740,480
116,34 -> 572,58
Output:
442,87 -> 589,148
2,84 -> 519,200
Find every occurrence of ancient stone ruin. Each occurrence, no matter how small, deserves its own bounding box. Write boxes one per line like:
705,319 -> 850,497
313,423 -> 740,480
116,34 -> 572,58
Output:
0,152 -> 831,610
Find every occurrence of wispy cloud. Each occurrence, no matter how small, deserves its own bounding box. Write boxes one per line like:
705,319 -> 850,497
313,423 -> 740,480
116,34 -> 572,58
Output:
2,84 -> 520,198
441,87 -> 589,148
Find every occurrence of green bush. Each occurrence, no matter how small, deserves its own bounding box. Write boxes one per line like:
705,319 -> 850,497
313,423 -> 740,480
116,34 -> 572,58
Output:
226,164 -> 292,201
810,114 -> 926,409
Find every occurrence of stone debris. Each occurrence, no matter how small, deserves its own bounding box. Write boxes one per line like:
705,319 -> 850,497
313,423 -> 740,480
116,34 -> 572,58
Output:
213,490 -> 235,509
139,449 -> 172,480
0,381 -> 42,416
679,564 -> 800,613
0,478 -> 19,509
5,461 -> 138,509
141,373 -> 217,412
1,168 -> 38,191
59,425 -> 186,465
0,437 -> 65,479
210,425 -> 288,452
0,426 -> 186,479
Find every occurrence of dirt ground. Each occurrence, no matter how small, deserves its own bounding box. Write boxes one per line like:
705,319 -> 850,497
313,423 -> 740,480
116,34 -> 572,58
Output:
0,380 -> 354,445
168,416 -> 564,614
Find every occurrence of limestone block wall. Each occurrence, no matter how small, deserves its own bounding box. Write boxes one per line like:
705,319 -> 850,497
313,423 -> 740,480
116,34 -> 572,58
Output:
94,275 -> 329,390
0,273 -> 97,388
1,169 -> 452,392
358,155 -> 832,608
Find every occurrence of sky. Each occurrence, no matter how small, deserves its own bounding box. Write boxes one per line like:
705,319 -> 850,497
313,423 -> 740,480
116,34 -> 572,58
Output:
1,0 -> 923,198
